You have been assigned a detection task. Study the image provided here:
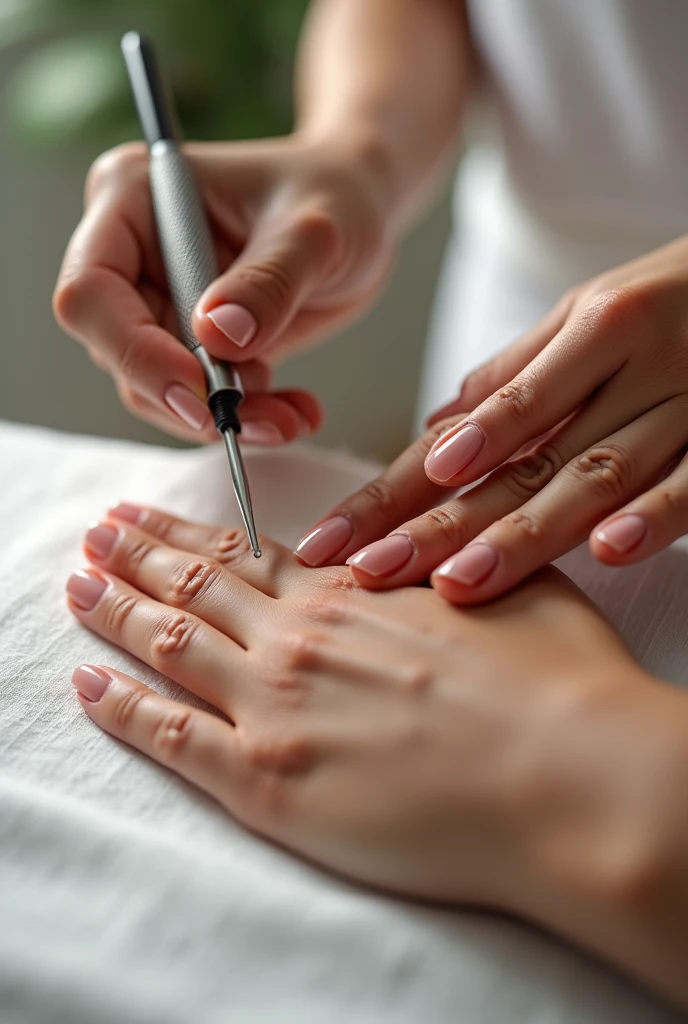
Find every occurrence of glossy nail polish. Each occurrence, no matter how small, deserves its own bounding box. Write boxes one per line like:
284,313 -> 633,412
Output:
85,522 -> 118,560
425,423 -> 484,482
295,516 -> 353,566
435,543 -> 498,586
165,384 -> 210,431
208,304 -> 258,347
71,664 -> 111,703
347,535 -> 413,577
66,570 -> 107,610
596,514 -> 646,554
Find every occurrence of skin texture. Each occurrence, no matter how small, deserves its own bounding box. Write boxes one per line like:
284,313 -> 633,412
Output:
53,0 -> 470,442
297,239 -> 688,602
67,505 -> 688,1006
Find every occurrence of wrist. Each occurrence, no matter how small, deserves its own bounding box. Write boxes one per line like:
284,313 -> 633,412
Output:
514,667 -> 688,1003
292,122 -> 406,229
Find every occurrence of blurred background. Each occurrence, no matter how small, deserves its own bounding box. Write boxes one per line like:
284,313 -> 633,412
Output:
0,0 -> 452,463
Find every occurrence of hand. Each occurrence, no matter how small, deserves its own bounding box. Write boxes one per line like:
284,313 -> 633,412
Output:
294,238 -> 688,603
54,133 -> 393,443
65,503 -> 640,910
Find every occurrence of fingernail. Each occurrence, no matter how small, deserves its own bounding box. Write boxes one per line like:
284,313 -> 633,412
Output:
66,569 -> 107,610
85,521 -> 118,560
347,535 -> 413,577
71,664 -> 111,703
108,502 -> 142,524
425,423 -> 484,482
596,514 -> 647,554
435,543 -> 498,586
165,384 -> 210,431
241,422 -> 285,445
295,516 -> 353,566
208,304 -> 258,348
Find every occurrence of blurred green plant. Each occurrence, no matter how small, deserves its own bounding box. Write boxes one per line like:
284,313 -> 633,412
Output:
1,0 -> 310,151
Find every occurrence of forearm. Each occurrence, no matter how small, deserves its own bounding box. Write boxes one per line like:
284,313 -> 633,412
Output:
516,671 -> 688,1007
294,0 -> 472,225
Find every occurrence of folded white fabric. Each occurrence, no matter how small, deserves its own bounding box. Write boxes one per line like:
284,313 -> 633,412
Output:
0,420 -> 684,1024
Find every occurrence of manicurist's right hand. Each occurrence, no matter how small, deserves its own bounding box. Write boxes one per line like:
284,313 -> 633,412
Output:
54,134 -> 394,444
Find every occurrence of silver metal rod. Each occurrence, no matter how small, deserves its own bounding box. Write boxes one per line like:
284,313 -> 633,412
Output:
223,430 -> 262,557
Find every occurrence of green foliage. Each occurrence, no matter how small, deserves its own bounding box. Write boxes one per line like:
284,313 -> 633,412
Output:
1,0 -> 310,151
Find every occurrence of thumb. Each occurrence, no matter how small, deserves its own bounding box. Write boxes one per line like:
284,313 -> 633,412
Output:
192,208 -> 339,360
426,288 -> 576,426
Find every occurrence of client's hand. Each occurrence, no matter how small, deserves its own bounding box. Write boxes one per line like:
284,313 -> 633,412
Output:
66,504 -> 641,902
65,507 -> 688,1003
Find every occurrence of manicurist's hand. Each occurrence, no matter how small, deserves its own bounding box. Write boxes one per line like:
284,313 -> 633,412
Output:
296,237 -> 688,603
53,134 -> 393,443
65,505 -> 688,1005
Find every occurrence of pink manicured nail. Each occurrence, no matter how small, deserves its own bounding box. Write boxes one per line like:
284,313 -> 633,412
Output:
295,516 -> 353,566
85,521 -> 118,560
425,423 -> 484,482
108,503 -> 142,524
71,664 -> 111,703
241,422 -> 284,445
66,570 -> 107,610
596,514 -> 647,554
347,535 -> 413,577
435,543 -> 498,586
165,384 -> 210,431
208,304 -> 258,348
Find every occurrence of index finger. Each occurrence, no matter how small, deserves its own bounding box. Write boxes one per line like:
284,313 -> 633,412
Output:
424,293 -> 633,490
293,420 -> 460,567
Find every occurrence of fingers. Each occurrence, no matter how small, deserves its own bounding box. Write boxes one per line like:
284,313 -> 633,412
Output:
430,396 -> 688,604
81,516 -> 275,641
293,422 -> 454,567
65,568 -> 247,714
592,451 -> 688,565
193,206 -> 340,361
71,665 -> 248,816
100,504 -> 303,598
427,289 -> 575,425
423,291 -> 634,488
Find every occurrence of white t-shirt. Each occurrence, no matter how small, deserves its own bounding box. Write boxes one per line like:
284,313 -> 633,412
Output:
419,0 -> 688,421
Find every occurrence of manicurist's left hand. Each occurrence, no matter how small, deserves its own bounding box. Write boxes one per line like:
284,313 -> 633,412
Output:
65,506 -> 688,1003
294,237 -> 688,604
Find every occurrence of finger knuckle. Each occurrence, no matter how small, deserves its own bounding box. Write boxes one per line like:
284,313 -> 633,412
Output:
104,592 -> 138,638
52,267 -> 104,332
235,730 -> 313,830
294,209 -> 341,264
151,708 -> 194,764
123,536 -> 158,573
423,504 -> 469,549
111,687 -> 146,733
651,485 -> 685,519
150,612 -> 198,666
85,142 -> 146,198
577,287 -> 654,339
237,258 -> 294,317
503,446 -> 562,499
495,378 -> 536,426
273,629 -> 323,675
358,477 -> 400,517
168,559 -> 222,609
294,591 -> 350,626
212,528 -> 253,568
502,510 -> 545,544
567,443 -> 634,501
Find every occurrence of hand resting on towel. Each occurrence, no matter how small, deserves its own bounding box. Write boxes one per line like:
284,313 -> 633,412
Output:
65,504 -> 688,1007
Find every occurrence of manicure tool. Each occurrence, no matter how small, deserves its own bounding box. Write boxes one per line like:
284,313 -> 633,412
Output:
121,31 -> 261,557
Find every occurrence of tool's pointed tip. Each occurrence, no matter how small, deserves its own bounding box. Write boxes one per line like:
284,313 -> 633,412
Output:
253,549 -> 262,559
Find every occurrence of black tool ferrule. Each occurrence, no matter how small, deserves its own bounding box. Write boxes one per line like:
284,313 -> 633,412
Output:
208,389 -> 242,434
